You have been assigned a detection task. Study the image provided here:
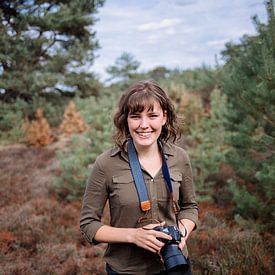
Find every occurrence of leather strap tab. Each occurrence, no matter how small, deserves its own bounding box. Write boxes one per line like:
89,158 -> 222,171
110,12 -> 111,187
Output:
141,200 -> 151,211
127,138 -> 177,214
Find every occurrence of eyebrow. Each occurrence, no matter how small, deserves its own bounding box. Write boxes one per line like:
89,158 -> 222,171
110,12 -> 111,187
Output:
130,110 -> 160,115
147,110 -> 159,114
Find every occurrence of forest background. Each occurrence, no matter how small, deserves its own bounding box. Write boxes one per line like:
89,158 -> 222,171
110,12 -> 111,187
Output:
0,0 -> 274,274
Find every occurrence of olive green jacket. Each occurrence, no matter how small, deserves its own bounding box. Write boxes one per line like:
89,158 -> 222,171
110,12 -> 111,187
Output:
80,142 -> 198,274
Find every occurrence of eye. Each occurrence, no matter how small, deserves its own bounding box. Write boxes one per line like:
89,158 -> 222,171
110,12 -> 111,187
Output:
129,114 -> 140,119
149,113 -> 159,118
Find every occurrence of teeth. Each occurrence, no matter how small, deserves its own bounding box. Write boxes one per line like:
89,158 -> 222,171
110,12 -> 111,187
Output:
137,132 -> 151,137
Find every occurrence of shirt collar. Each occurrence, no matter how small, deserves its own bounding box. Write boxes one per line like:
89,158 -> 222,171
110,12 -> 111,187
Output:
162,142 -> 175,156
110,146 -> 122,157
110,141 -> 129,162
110,140 -> 175,159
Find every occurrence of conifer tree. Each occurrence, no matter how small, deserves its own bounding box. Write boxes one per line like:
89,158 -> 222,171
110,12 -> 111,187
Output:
0,0 -> 104,102
106,52 -> 140,82
23,108 -> 54,146
59,100 -> 88,135
220,1 -> 275,222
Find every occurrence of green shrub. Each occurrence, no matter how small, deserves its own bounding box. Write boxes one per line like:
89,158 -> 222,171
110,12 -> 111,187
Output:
0,99 -> 27,144
0,96 -> 67,144
219,2 -> 275,225
187,89 -> 230,200
54,93 -> 117,200
228,180 -> 263,219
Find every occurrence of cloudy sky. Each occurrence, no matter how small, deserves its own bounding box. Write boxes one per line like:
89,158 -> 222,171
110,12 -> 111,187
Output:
92,0 -> 267,81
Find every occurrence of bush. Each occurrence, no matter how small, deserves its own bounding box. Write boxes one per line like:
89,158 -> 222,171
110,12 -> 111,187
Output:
219,2 -> 275,225
190,202 -> 274,275
59,101 -> 89,136
23,108 -> 54,147
54,92 -> 117,200
187,89 -> 230,200
228,180 -> 264,219
0,96 -> 68,144
0,99 -> 28,144
191,228 -> 273,274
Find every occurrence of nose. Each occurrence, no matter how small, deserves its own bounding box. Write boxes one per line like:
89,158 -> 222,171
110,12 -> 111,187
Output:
140,117 -> 149,129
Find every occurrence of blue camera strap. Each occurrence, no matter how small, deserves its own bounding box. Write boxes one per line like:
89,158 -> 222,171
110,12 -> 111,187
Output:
127,138 -> 151,211
127,138 -> 178,214
158,141 -> 179,215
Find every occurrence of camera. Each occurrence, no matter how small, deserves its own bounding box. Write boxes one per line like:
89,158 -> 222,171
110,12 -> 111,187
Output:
154,225 -> 189,272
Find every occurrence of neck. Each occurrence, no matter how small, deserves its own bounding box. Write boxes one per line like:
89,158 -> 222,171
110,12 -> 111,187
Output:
133,141 -> 159,159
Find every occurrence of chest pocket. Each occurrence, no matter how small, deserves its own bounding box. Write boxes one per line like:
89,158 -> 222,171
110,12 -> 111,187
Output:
157,171 -> 182,202
111,173 -> 139,207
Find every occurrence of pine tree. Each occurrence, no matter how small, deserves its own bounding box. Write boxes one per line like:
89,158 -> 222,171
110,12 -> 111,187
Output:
106,52 -> 140,82
0,0 -> 104,102
23,108 -> 54,146
59,100 -> 88,135
220,1 -> 275,223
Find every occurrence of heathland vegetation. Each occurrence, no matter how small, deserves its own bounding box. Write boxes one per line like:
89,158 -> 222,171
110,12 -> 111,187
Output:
0,1 -> 274,274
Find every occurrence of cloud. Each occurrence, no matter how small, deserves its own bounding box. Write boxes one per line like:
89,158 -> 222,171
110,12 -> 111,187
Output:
206,39 -> 229,46
171,0 -> 198,7
92,0 -> 268,81
137,18 -> 182,31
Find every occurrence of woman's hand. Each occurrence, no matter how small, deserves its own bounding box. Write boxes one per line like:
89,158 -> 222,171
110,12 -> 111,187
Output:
131,221 -> 172,253
178,237 -> 187,251
177,218 -> 196,251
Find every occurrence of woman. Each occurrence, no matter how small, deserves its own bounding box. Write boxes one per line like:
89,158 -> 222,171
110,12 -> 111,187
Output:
80,80 -> 198,274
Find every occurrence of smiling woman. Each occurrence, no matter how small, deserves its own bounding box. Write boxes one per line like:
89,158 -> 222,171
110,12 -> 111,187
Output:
127,102 -> 166,151
113,80 -> 178,147
80,80 -> 198,274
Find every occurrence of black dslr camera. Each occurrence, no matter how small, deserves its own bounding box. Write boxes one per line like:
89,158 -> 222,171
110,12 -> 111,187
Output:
154,225 -> 189,272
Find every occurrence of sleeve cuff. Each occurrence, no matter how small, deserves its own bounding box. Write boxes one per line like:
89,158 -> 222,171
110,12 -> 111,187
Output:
177,211 -> 198,230
80,221 -> 104,245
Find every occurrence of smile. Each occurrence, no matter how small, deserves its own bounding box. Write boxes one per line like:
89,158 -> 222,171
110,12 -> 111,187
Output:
136,131 -> 153,137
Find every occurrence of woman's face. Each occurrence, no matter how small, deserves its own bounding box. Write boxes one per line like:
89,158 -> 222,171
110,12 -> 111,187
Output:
127,100 -> 167,150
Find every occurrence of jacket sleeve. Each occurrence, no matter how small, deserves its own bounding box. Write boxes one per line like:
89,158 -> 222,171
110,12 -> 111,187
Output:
177,150 -> 199,229
80,158 -> 108,244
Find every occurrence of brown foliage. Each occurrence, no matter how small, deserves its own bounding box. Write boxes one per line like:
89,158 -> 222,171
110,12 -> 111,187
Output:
0,144 -> 274,275
178,93 -> 205,134
189,201 -> 274,275
23,108 -> 54,147
59,101 -> 88,136
0,143 -> 107,275
0,231 -> 15,253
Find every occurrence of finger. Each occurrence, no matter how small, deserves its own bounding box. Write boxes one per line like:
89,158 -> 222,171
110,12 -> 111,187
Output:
146,245 -> 157,253
178,238 -> 186,251
145,240 -> 163,253
158,251 -> 164,263
142,222 -> 164,230
153,231 -> 172,241
150,236 -> 166,247
139,231 -> 165,250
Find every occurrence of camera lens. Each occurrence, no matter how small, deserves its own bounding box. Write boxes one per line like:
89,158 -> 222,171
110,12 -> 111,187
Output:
153,225 -> 190,272
161,244 -> 189,272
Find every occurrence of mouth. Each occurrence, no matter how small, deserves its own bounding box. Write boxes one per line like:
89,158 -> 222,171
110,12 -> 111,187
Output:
135,131 -> 153,138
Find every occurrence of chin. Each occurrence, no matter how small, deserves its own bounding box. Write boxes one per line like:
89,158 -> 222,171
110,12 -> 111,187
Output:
134,137 -> 156,147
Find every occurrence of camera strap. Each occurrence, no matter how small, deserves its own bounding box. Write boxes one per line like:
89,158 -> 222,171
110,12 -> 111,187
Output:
128,138 -> 151,211
158,141 -> 180,216
127,138 -> 178,215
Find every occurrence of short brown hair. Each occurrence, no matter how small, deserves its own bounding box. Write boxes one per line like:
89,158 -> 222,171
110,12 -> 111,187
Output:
113,80 -> 179,147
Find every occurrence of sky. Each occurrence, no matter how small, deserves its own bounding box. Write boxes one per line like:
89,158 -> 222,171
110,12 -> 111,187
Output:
92,0 -> 268,81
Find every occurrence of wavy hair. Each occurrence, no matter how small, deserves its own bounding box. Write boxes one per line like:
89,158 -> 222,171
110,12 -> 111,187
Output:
113,80 -> 180,147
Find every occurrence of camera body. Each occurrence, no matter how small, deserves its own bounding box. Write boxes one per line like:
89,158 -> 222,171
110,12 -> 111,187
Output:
154,225 -> 189,272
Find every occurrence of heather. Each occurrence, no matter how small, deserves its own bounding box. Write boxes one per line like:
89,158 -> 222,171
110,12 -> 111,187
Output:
0,1 -> 274,274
